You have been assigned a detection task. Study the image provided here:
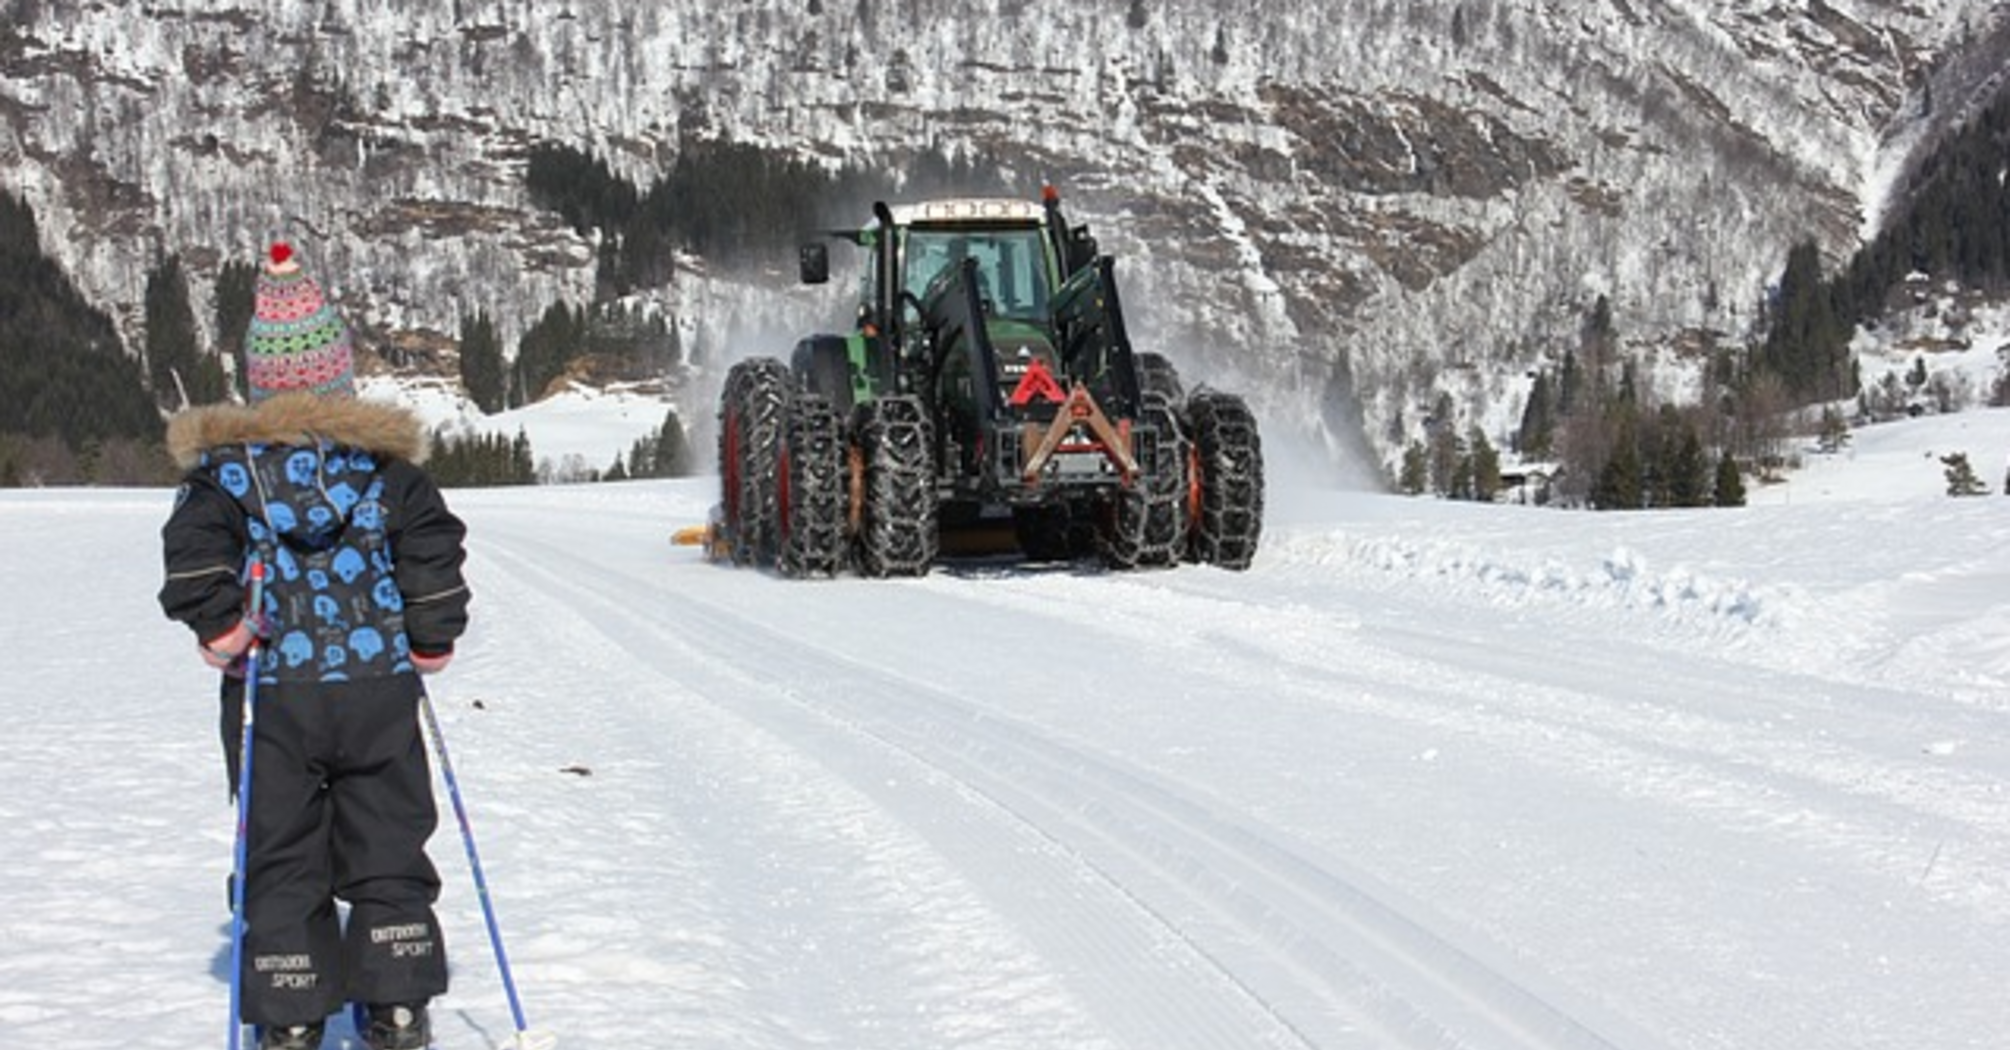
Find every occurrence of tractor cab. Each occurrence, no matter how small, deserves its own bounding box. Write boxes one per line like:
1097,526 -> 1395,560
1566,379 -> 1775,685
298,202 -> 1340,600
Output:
903,224 -> 1052,323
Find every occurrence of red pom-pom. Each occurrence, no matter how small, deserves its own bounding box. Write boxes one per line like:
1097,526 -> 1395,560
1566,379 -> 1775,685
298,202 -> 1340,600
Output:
269,242 -> 294,266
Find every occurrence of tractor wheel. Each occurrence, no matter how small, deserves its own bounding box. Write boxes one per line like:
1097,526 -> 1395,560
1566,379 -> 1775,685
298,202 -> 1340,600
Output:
777,393 -> 850,578
728,357 -> 791,567
852,396 -> 939,577
1184,388 -> 1264,570
716,361 -> 756,557
1135,351 -> 1186,406
1102,396 -> 1189,569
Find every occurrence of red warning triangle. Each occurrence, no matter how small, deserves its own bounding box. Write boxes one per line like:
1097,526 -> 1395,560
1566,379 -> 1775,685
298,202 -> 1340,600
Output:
1009,357 -> 1067,406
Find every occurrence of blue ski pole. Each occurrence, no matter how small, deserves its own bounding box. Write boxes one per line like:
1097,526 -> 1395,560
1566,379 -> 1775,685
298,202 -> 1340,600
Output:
226,562 -> 267,1050
418,683 -> 557,1050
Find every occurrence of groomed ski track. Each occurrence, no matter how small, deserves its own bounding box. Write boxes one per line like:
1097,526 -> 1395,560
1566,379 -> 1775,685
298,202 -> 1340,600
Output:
18,481 -> 2002,1050
471,505 -> 1653,1050
428,481 -> 2008,1050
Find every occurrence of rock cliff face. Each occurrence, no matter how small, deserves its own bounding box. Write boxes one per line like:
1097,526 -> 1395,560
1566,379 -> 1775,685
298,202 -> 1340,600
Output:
3,0 -> 2005,472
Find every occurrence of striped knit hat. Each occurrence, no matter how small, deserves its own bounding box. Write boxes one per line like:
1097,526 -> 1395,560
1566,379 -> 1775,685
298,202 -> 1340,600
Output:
246,242 -> 355,402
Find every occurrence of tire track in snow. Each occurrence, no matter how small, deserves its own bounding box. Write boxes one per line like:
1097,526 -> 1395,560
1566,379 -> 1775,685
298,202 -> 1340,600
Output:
474,518 -> 1291,1050
462,527 -> 1136,1050
475,508 -> 1660,1050
962,568 -> 2010,917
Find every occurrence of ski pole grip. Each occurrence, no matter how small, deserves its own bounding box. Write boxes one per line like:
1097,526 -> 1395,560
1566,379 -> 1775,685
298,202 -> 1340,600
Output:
243,559 -> 269,650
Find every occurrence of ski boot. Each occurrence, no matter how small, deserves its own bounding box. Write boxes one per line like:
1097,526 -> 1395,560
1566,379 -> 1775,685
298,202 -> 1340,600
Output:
363,1002 -> 430,1050
257,1021 -> 325,1050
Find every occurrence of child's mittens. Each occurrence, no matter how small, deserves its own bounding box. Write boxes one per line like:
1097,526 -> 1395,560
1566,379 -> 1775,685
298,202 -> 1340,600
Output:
411,649 -> 453,675
199,620 -> 256,670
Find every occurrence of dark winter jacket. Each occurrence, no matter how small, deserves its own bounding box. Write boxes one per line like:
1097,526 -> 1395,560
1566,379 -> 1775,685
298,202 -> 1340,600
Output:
159,393 -> 469,681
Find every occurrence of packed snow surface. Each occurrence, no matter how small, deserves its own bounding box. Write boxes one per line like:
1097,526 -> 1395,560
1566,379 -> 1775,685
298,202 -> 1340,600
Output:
2,408 -> 2007,1050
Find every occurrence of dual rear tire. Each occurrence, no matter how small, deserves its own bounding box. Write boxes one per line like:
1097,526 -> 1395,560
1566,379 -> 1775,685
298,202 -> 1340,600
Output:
718,357 -> 936,578
1183,388 -> 1264,570
1128,353 -> 1265,571
718,358 -> 790,567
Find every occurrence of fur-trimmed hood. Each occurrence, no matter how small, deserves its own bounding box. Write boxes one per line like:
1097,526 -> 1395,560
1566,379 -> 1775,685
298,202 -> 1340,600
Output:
166,392 -> 429,469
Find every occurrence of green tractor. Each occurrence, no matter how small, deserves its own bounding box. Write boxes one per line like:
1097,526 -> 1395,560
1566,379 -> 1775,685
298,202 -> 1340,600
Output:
712,187 -> 1263,577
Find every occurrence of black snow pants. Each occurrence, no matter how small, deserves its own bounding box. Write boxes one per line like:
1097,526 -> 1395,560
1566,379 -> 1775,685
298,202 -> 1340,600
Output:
221,675 -> 449,1026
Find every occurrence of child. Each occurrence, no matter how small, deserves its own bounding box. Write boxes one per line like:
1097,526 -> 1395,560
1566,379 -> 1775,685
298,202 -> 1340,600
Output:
159,242 -> 471,1050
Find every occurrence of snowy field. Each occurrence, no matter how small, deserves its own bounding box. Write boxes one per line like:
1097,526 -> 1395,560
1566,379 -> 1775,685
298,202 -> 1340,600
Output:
1,407 -> 2007,1050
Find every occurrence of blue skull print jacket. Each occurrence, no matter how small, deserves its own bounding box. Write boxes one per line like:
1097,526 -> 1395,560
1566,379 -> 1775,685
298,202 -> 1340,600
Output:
159,392 -> 469,684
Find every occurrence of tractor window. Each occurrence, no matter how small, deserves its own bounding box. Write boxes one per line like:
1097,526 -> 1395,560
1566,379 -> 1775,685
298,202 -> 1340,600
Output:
855,255 -> 878,327
901,228 -> 1052,321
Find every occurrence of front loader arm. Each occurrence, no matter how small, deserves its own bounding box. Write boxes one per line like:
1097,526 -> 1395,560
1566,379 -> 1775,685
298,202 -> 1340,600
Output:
921,257 -> 1006,423
1049,255 -> 1143,415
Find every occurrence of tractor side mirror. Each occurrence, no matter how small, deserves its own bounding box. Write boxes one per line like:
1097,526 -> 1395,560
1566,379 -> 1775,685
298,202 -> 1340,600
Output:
799,242 -> 830,285
1066,226 -> 1099,275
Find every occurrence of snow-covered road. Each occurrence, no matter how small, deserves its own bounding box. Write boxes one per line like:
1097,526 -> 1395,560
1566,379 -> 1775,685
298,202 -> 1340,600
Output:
474,499 -> 1647,1050
3,448 -> 2006,1048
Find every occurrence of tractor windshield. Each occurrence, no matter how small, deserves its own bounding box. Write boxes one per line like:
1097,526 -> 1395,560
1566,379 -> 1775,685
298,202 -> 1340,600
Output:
901,226 -> 1053,322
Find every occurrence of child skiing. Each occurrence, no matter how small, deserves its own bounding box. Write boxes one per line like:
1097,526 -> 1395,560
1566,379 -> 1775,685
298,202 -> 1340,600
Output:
159,242 -> 471,1050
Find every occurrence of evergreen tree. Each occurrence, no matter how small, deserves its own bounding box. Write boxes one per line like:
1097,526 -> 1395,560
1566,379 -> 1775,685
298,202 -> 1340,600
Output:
622,406 -> 693,478
1398,440 -> 1428,495
529,134 -> 1010,292
1616,357 -> 1639,407
427,426 -> 540,487
1466,427 -> 1501,502
1448,452 -> 1475,501
1759,240 -> 1850,403
511,428 -> 536,482
1843,81 -> 2010,315
1427,420 -> 1462,498
1558,350 -> 1583,416
583,302 -> 682,379
1941,452 -> 1988,496
1668,425 -> 1710,507
1639,406 -> 1674,509
1584,295 -> 1616,362
525,143 -> 638,238
513,301 -> 583,407
653,406 -> 691,476
213,259 -> 256,401
1592,416 -> 1642,510
1593,446 -> 1642,510
626,432 -> 656,477
0,189 -> 161,452
1516,370 -> 1554,458
459,311 -> 506,413
1713,451 -> 1746,507
145,253 -> 224,408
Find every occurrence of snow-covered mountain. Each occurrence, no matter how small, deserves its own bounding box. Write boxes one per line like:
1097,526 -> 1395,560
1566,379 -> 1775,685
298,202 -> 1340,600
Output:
4,0 -> 2007,473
